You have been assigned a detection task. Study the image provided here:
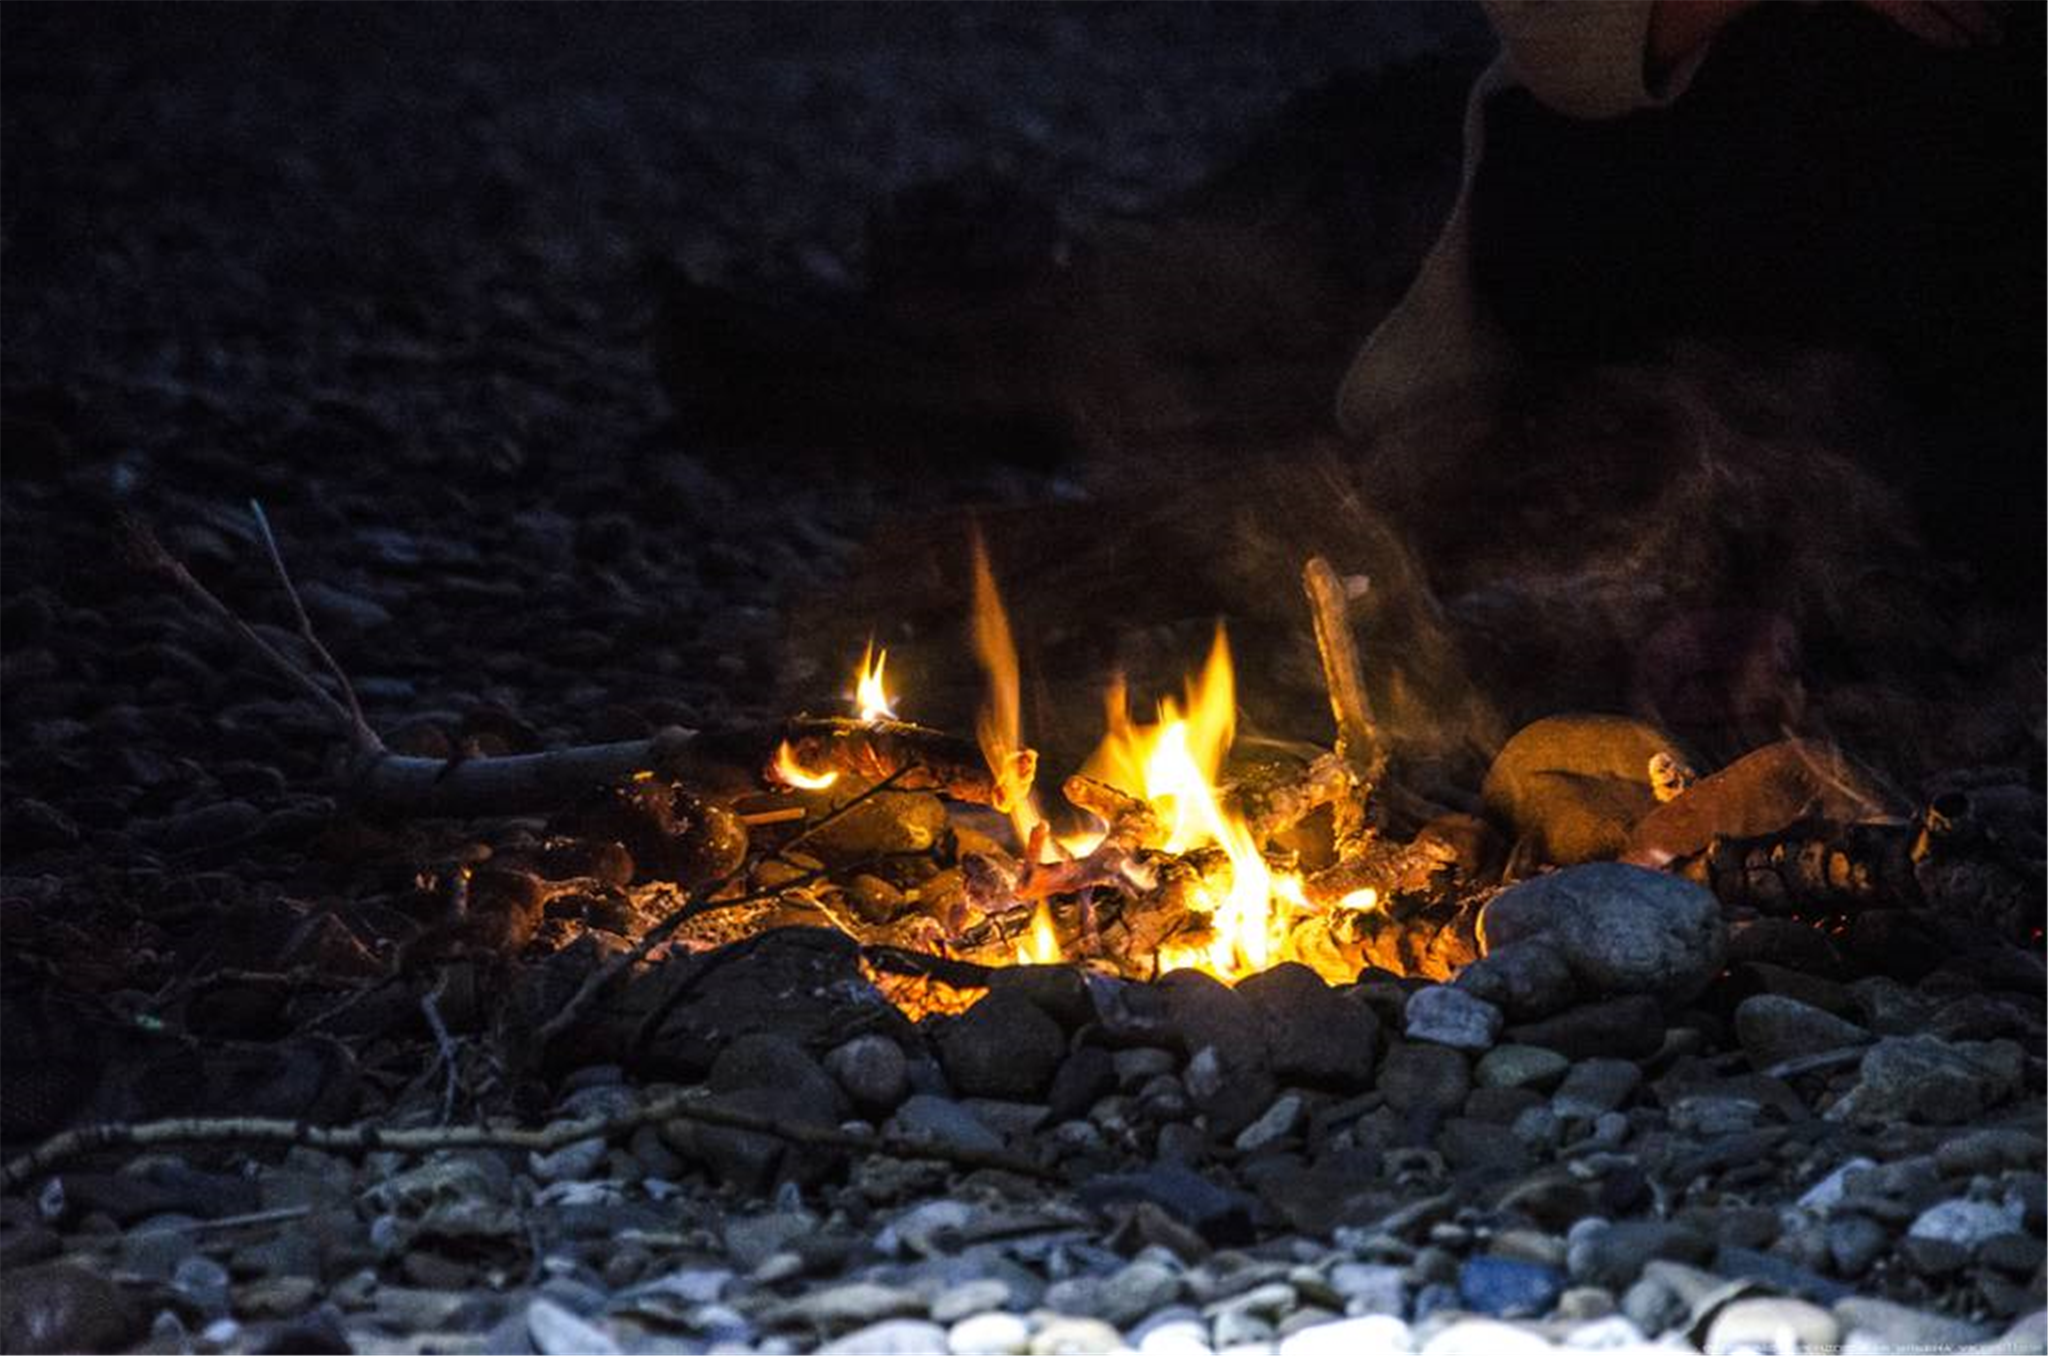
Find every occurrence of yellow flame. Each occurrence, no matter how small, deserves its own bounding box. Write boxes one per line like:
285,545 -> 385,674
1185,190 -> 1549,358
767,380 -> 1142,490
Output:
772,739 -> 838,790
855,640 -> 897,723
1014,901 -> 1062,965
970,533 -> 1051,850
1078,625 -> 1296,979
1337,887 -> 1380,912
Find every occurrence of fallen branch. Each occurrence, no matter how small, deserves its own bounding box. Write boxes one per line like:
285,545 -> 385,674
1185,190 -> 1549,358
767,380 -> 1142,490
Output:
1300,556 -> 1387,793
0,1086 -> 1057,1193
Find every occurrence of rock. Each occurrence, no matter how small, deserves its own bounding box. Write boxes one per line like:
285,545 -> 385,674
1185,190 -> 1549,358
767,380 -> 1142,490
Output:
1624,739 -> 1893,868
1704,1298 -> 1839,1356
1457,1256 -> 1563,1318
1825,1214 -> 1890,1278
1403,985 -> 1503,1052
938,991 -> 1067,1101
1979,1232 -> 2042,1273
528,1136 -> 606,1184
1030,1316 -> 1125,1354
1550,1059 -> 1641,1119
1833,1296 -> 1994,1351
1419,1317 -> 1555,1355
1733,995 -> 1872,1069
774,1281 -> 927,1331
1473,1045 -> 1570,1092
824,1035 -> 910,1114
1377,1040 -> 1470,1118
1505,995 -> 1665,1059
235,1276 -> 318,1320
821,1318 -> 951,1354
1047,1047 -> 1117,1123
1079,1164 -> 1256,1245
1478,863 -> 1725,1003
1667,1094 -> 1763,1137
1826,1034 -> 2025,1125
1453,940 -> 1578,1022
1156,969 -> 1274,1131
630,927 -> 909,1074
1438,1117 -> 1533,1175
1234,1094 -> 1305,1152
1567,1221 -> 1712,1291
987,965 -> 1095,1031
1480,714 -> 1687,866
1899,1234 -> 1969,1277
1711,1245 -> 1851,1305
1554,1288 -> 1616,1323
1096,1260 -> 1183,1328
528,1298 -> 620,1355
1238,962 -> 1381,1088
1908,1198 -> 2026,1249
950,1311 -> 1032,1355
172,1254 -> 231,1319
1327,1263 -> 1406,1316
680,1032 -> 843,1191
1112,1048 -> 1179,1087
1935,1128 -> 2045,1176
1278,1314 -> 1412,1355
887,1095 -> 1003,1155
0,1263 -> 142,1354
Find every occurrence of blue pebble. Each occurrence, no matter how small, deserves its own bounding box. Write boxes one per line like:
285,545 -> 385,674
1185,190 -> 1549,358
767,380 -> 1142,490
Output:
1456,1255 -> 1566,1318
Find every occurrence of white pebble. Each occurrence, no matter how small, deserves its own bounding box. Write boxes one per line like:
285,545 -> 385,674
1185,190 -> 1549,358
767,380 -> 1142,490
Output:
1278,1314 -> 1414,1356
951,1311 -> 1032,1356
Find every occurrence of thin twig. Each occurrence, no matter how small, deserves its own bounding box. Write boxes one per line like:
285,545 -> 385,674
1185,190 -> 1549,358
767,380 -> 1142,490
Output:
533,870 -> 824,1050
419,973 -> 461,1127
249,500 -> 380,754
1,1088 -> 1057,1191
121,514 -> 360,743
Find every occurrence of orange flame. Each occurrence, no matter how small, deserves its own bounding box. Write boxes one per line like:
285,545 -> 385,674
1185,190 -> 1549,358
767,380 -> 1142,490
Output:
1014,900 -> 1062,965
970,533 -> 1050,848
855,641 -> 896,723
772,739 -> 838,791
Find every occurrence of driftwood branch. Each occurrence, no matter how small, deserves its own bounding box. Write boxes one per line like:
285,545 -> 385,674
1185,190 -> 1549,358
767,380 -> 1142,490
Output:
0,1087 -> 1056,1193
249,500 -> 378,753
1301,557 -> 1386,791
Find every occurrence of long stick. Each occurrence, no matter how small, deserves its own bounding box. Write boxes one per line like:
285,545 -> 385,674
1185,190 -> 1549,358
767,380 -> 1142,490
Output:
0,1089 -> 1056,1191
1301,556 -> 1387,788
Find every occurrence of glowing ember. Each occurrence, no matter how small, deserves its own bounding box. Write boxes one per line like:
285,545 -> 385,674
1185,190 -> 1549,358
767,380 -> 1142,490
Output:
1337,887 -> 1380,912
855,640 -> 897,723
772,739 -> 838,790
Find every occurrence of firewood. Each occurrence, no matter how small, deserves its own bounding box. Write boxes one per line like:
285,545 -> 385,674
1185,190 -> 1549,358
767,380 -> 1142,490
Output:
1300,556 -> 1388,793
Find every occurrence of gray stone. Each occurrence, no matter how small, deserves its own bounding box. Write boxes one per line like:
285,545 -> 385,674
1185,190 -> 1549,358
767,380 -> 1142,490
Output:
932,1280 -> 1014,1326
1667,1095 -> 1762,1137
1549,1059 -> 1640,1119
1239,963 -> 1380,1088
1505,995 -> 1666,1060
1234,1094 -> 1305,1153
1403,986 -> 1503,1052
528,1298 -> 620,1356
1438,1118 -> 1533,1175
528,1136 -> 607,1184
1112,1048 -> 1178,1088
1415,1317 -> 1554,1354
1473,1045 -> 1570,1092
824,1035 -> 910,1114
1326,1263 -> 1406,1316
723,1211 -> 816,1270
0,1263 -> 142,1355
773,1281 -> 926,1331
1733,994 -> 1872,1068
171,1255 -> 231,1320
1454,940 -> 1578,1022
820,1319 -> 950,1354
1827,1035 -> 2025,1125
887,1096 -> 1003,1155
1096,1260 -> 1183,1328
1478,863 -> 1725,1002
1834,1296 -> 1994,1351
1935,1128 -> 2045,1177
1908,1197 -> 2026,1249
1377,1041 -> 1470,1118
937,992 -> 1066,1101
1047,1047 -> 1117,1123
1567,1221 -> 1711,1291
677,1033 -> 844,1191
1826,1214 -> 1891,1278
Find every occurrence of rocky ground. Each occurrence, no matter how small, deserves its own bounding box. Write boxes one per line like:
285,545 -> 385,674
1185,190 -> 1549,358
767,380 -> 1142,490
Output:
3,5 -> 2044,1356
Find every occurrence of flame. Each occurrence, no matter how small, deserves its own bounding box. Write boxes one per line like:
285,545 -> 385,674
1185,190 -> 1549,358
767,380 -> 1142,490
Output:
970,533 -> 1051,848
1337,887 -> 1380,912
1015,901 -> 1062,965
772,739 -> 838,791
855,641 -> 897,723
1082,625 -> 1296,980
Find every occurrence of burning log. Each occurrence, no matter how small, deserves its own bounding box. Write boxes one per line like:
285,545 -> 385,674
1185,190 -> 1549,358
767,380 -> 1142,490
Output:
1300,556 -> 1388,796
754,717 -> 1035,812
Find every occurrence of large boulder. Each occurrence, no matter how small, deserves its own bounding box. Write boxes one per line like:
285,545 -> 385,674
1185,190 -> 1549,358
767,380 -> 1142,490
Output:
1477,863 -> 1724,1004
